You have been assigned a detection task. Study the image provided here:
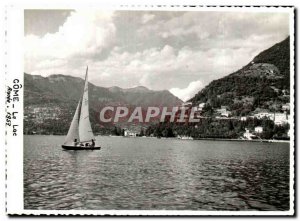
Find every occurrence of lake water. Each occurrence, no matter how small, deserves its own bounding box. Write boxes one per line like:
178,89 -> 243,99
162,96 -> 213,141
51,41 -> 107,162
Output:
24,135 -> 290,211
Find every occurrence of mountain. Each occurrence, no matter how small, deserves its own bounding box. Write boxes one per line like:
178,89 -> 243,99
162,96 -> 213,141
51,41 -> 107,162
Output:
108,85 -> 150,93
190,37 -> 290,116
24,73 -> 182,134
24,73 -> 182,108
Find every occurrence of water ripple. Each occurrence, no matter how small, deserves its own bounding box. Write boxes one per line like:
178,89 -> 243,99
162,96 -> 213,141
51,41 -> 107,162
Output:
24,136 -> 290,211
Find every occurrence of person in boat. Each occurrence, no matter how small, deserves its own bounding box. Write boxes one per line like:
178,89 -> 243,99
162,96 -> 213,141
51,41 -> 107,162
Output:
91,139 -> 95,147
73,139 -> 79,146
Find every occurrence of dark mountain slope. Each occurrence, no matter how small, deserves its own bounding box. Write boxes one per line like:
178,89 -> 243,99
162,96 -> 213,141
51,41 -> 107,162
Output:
190,37 -> 290,116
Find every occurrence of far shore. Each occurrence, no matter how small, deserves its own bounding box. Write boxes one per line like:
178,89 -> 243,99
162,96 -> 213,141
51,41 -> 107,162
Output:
24,134 -> 290,143
192,137 -> 290,143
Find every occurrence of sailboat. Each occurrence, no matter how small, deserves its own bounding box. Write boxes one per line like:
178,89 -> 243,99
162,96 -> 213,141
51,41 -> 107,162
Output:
61,66 -> 101,150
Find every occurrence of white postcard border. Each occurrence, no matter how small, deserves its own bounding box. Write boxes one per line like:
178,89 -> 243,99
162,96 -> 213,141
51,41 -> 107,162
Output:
5,4 -> 295,216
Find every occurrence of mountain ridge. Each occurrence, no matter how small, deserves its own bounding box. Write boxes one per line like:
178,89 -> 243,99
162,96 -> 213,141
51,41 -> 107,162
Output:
24,73 -> 183,108
189,36 -> 290,116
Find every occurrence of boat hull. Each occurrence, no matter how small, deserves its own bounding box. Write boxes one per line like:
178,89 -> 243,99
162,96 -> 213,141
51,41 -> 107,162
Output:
61,145 -> 101,150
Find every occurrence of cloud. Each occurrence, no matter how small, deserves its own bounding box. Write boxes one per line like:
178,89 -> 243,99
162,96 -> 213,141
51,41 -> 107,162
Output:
141,13 -> 155,24
140,12 -> 288,39
24,10 -> 290,96
170,80 -> 204,102
25,10 -> 116,75
91,43 -> 262,91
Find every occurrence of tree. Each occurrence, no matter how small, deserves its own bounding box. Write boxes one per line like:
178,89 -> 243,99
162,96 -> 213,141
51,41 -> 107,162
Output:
202,103 -> 213,116
162,127 -> 174,137
139,128 -> 145,136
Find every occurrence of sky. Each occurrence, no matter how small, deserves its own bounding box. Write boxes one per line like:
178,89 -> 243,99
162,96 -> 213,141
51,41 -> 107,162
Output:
24,10 -> 290,101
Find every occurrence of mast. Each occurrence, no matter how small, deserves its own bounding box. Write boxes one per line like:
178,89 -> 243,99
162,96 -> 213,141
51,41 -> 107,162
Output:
78,66 -> 95,142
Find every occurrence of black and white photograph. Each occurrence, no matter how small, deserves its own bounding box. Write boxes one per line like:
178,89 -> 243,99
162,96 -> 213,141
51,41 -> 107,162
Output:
4,5 -> 295,216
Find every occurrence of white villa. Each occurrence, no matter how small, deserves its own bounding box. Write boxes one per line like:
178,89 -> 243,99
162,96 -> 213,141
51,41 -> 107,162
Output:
124,130 -> 138,137
216,106 -> 231,117
274,113 -> 289,125
243,128 -> 255,140
254,126 -> 263,133
253,112 -> 274,120
240,116 -> 247,121
198,103 -> 206,111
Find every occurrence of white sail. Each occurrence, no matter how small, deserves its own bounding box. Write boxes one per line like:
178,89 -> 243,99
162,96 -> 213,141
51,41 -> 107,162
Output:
79,66 -> 95,142
64,99 -> 81,145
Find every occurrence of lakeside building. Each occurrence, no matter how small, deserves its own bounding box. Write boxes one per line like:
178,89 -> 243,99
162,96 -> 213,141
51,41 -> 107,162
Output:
241,116 -> 247,121
274,113 -> 289,125
197,103 -> 206,111
243,128 -> 255,140
124,129 -> 138,137
253,112 -> 274,120
192,103 -> 206,117
216,106 -> 231,117
254,126 -> 263,133
25,105 -> 62,123
282,103 -> 290,111
177,135 -> 193,140
179,102 -> 193,111
181,102 -> 192,107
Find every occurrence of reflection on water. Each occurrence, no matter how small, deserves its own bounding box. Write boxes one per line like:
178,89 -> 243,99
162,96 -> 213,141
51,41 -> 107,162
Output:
24,135 -> 290,210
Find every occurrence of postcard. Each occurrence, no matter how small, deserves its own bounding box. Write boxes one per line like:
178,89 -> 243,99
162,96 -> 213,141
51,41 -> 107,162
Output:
5,4 -> 295,216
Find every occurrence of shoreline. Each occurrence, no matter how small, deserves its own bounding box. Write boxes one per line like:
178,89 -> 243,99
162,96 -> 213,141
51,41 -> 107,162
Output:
192,137 -> 290,143
24,134 -> 290,143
